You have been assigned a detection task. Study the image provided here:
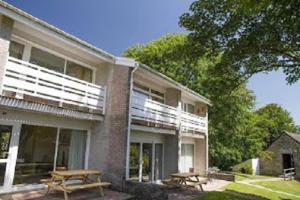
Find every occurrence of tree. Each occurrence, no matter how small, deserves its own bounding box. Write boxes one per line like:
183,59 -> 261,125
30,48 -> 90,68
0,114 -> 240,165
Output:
124,34 -> 264,170
254,103 -> 297,148
180,0 -> 300,90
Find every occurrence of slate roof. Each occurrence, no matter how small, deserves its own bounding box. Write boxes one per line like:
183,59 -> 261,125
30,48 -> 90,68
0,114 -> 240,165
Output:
286,132 -> 300,144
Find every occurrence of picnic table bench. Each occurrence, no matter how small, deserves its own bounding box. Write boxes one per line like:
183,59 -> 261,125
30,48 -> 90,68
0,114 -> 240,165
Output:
170,172 -> 208,191
42,169 -> 111,200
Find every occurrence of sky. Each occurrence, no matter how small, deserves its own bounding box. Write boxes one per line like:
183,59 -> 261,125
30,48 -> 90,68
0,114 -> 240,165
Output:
4,0 -> 300,125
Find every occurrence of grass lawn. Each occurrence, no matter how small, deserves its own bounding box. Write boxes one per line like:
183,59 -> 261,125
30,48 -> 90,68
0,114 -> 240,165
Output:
233,172 -> 274,181
196,191 -> 249,200
254,180 -> 300,196
194,174 -> 300,200
226,182 -> 298,200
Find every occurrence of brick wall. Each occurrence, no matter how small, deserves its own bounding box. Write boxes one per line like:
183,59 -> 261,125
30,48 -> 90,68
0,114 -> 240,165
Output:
89,65 -> 132,190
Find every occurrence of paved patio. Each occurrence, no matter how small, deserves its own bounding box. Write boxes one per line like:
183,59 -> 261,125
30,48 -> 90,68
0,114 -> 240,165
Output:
0,189 -> 134,200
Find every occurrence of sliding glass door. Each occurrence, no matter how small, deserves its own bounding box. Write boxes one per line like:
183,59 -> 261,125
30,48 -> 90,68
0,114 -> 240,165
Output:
180,144 -> 194,173
56,129 -> 87,170
0,125 -> 13,187
129,142 -> 163,182
13,125 -> 88,186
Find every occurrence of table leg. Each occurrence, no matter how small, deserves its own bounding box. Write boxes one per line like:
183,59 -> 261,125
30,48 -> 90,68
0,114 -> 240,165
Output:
62,178 -> 69,200
97,176 -> 104,197
199,184 -> 204,192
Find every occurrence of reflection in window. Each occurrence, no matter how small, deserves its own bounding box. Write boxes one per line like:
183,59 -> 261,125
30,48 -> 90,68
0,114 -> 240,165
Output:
30,47 -> 65,73
14,125 -> 57,185
56,129 -> 87,170
66,61 -> 92,83
9,41 -> 24,59
129,143 -> 140,181
0,125 -> 13,186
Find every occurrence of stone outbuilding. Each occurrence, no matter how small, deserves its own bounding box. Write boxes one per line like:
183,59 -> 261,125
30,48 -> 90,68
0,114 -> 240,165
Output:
260,132 -> 300,179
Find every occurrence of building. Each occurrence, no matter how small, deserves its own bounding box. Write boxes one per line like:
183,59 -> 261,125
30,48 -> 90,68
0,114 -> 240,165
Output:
0,1 -> 210,194
260,132 -> 300,179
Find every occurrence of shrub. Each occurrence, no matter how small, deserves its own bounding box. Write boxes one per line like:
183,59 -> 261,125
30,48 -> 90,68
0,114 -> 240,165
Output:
240,164 -> 253,174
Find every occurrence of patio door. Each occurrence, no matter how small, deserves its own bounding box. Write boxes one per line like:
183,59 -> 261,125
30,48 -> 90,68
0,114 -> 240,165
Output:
0,123 -> 21,191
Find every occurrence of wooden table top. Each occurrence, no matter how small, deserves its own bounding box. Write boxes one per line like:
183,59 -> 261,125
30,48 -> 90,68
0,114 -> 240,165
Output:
170,172 -> 200,178
52,169 -> 101,177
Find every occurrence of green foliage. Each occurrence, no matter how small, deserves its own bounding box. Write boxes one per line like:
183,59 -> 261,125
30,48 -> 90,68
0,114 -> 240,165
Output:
239,163 -> 253,175
180,0 -> 300,89
124,34 -> 264,170
124,34 -> 297,170
254,103 -> 297,148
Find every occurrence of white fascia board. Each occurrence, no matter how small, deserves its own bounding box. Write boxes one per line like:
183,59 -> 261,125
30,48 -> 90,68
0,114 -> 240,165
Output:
115,57 -> 137,68
0,1 -> 116,63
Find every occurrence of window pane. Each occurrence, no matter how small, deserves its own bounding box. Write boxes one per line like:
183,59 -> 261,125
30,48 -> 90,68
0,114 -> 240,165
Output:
30,47 -> 64,73
14,125 -> 57,185
129,143 -> 140,181
187,104 -> 195,114
0,163 -> 6,186
150,89 -> 164,98
66,61 -> 92,82
56,129 -> 87,170
9,41 -> 24,59
133,82 -> 149,92
0,125 -> 12,159
142,143 -> 152,182
154,144 -> 163,180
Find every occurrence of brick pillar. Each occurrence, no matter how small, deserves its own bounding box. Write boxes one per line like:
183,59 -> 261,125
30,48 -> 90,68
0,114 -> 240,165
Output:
0,15 -> 14,93
89,65 -> 131,191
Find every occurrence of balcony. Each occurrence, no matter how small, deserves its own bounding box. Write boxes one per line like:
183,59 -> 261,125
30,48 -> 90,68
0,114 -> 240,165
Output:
2,57 -> 106,114
131,93 -> 207,134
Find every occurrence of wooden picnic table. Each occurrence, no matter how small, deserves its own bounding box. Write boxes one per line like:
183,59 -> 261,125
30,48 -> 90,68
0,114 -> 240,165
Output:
170,172 -> 208,191
43,169 -> 111,200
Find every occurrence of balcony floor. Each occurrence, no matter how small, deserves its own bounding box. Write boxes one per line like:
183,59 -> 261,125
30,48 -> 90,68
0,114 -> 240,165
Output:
0,188 -> 133,200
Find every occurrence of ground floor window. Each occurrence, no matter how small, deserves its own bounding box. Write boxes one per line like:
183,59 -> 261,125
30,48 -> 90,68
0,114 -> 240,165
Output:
129,142 -> 163,182
180,143 -> 194,173
11,125 -> 87,185
0,125 -> 13,186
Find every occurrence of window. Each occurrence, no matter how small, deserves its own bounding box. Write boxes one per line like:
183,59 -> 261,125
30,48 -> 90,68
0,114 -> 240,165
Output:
180,144 -> 194,173
133,82 -> 165,103
66,61 -> 93,83
30,47 -> 65,73
56,129 -> 87,170
14,125 -> 87,185
9,41 -> 24,59
14,125 -> 57,184
182,103 -> 195,114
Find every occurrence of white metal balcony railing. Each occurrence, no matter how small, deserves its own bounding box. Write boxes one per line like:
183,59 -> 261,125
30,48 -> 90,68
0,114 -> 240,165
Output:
131,93 -> 207,134
2,57 -> 106,114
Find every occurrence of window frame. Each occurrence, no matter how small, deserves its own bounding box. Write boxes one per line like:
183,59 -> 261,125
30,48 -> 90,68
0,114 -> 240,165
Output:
133,81 -> 165,104
10,35 -> 96,83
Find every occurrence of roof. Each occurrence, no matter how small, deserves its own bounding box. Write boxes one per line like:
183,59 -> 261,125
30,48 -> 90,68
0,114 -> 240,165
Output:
285,132 -> 300,144
138,63 -> 212,105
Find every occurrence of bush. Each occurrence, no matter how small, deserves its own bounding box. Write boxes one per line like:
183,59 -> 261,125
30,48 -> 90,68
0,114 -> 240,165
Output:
239,164 -> 253,174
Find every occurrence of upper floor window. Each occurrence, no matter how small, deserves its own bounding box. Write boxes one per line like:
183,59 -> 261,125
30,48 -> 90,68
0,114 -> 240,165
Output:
30,47 -> 65,73
66,61 -> 93,82
8,40 -> 94,83
9,41 -> 24,59
133,82 -> 165,103
182,103 -> 195,114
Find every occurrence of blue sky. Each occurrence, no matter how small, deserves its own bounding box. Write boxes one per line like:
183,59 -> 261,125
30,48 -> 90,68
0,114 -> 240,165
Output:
5,0 -> 300,125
